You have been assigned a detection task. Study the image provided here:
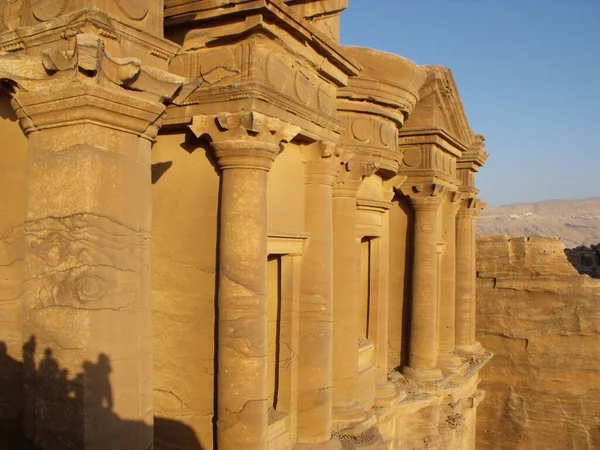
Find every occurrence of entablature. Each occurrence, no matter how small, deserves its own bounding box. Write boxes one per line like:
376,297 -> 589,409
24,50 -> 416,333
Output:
0,9 -> 179,70
162,1 -> 360,142
1,0 -> 164,36
457,134 -> 487,189
397,139 -> 462,187
164,0 -> 359,84
336,46 -> 426,177
337,111 -> 399,176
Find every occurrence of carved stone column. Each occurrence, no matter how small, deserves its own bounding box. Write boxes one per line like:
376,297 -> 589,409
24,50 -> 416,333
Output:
0,34 -> 195,449
368,190 -> 399,405
398,184 -> 445,380
331,159 -> 377,426
438,193 -> 463,367
297,142 -> 341,448
190,112 -> 299,450
455,197 -> 484,353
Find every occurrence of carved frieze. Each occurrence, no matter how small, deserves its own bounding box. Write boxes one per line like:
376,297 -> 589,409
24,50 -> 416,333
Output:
1,0 -> 158,32
397,142 -> 460,188
338,111 -> 399,175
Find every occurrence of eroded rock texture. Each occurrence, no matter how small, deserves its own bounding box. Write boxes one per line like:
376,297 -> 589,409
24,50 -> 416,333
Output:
476,235 -> 600,449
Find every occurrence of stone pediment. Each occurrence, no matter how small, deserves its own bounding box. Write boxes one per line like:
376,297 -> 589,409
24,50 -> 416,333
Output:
402,65 -> 475,149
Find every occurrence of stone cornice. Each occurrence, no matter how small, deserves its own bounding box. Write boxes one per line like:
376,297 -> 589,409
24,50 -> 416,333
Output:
164,0 -> 360,82
398,127 -> 469,157
0,10 -> 180,69
457,134 -> 488,171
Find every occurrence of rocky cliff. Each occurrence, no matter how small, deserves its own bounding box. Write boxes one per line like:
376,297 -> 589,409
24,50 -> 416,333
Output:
476,235 -> 600,449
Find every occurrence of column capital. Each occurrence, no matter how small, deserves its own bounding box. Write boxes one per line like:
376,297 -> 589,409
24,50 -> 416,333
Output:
443,191 -> 463,216
190,111 -> 301,171
333,157 -> 380,198
396,183 -> 445,211
302,140 -> 343,186
458,196 -> 486,217
1,33 -> 198,140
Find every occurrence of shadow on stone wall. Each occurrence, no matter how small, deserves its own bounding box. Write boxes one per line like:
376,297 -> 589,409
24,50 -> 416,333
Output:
565,244 -> 600,279
0,336 -> 205,450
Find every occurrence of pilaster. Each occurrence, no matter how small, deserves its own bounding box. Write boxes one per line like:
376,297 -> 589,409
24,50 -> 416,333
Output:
437,191 -> 463,369
455,196 -> 486,354
190,112 -> 300,450
0,33 -> 195,449
331,158 -> 378,428
296,141 -> 342,448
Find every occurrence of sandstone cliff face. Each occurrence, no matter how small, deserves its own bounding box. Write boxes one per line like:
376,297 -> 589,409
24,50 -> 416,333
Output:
476,235 -> 600,450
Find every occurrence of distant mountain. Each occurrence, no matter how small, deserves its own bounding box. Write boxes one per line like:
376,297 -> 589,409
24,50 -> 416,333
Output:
476,198 -> 600,248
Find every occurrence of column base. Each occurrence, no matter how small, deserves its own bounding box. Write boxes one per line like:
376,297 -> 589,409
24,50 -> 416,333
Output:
401,366 -> 444,382
374,381 -> 402,407
332,401 -> 366,432
437,353 -> 469,373
295,436 -> 342,450
455,341 -> 484,356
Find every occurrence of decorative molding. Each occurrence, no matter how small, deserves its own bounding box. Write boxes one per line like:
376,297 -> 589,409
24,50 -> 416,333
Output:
0,33 -> 198,139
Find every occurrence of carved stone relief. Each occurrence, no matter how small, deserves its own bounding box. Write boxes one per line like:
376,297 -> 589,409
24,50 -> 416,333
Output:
341,113 -> 398,150
113,0 -> 148,21
402,147 -> 421,168
0,0 -> 23,31
31,0 -> 67,22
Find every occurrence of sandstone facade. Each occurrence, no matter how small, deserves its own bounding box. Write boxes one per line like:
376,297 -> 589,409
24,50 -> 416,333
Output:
476,235 -> 600,449
0,2 -> 488,449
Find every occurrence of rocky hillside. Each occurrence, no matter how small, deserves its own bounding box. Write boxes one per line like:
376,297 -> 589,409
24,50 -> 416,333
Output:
476,235 -> 600,449
477,198 -> 600,248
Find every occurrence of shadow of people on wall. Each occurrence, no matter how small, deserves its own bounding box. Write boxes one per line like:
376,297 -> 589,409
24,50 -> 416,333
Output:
0,341 -> 23,449
0,336 -> 205,450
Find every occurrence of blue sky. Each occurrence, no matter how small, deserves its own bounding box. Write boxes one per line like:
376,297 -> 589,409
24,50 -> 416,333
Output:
340,1 -> 600,207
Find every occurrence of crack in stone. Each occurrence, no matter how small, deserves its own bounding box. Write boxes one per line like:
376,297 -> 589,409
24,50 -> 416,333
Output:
220,271 -> 263,298
25,212 -> 147,235
31,302 -> 135,313
25,262 -> 137,280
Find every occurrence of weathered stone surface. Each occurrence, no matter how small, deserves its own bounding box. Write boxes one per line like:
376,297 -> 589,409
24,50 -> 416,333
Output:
477,235 -> 600,450
1,2 -> 490,449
